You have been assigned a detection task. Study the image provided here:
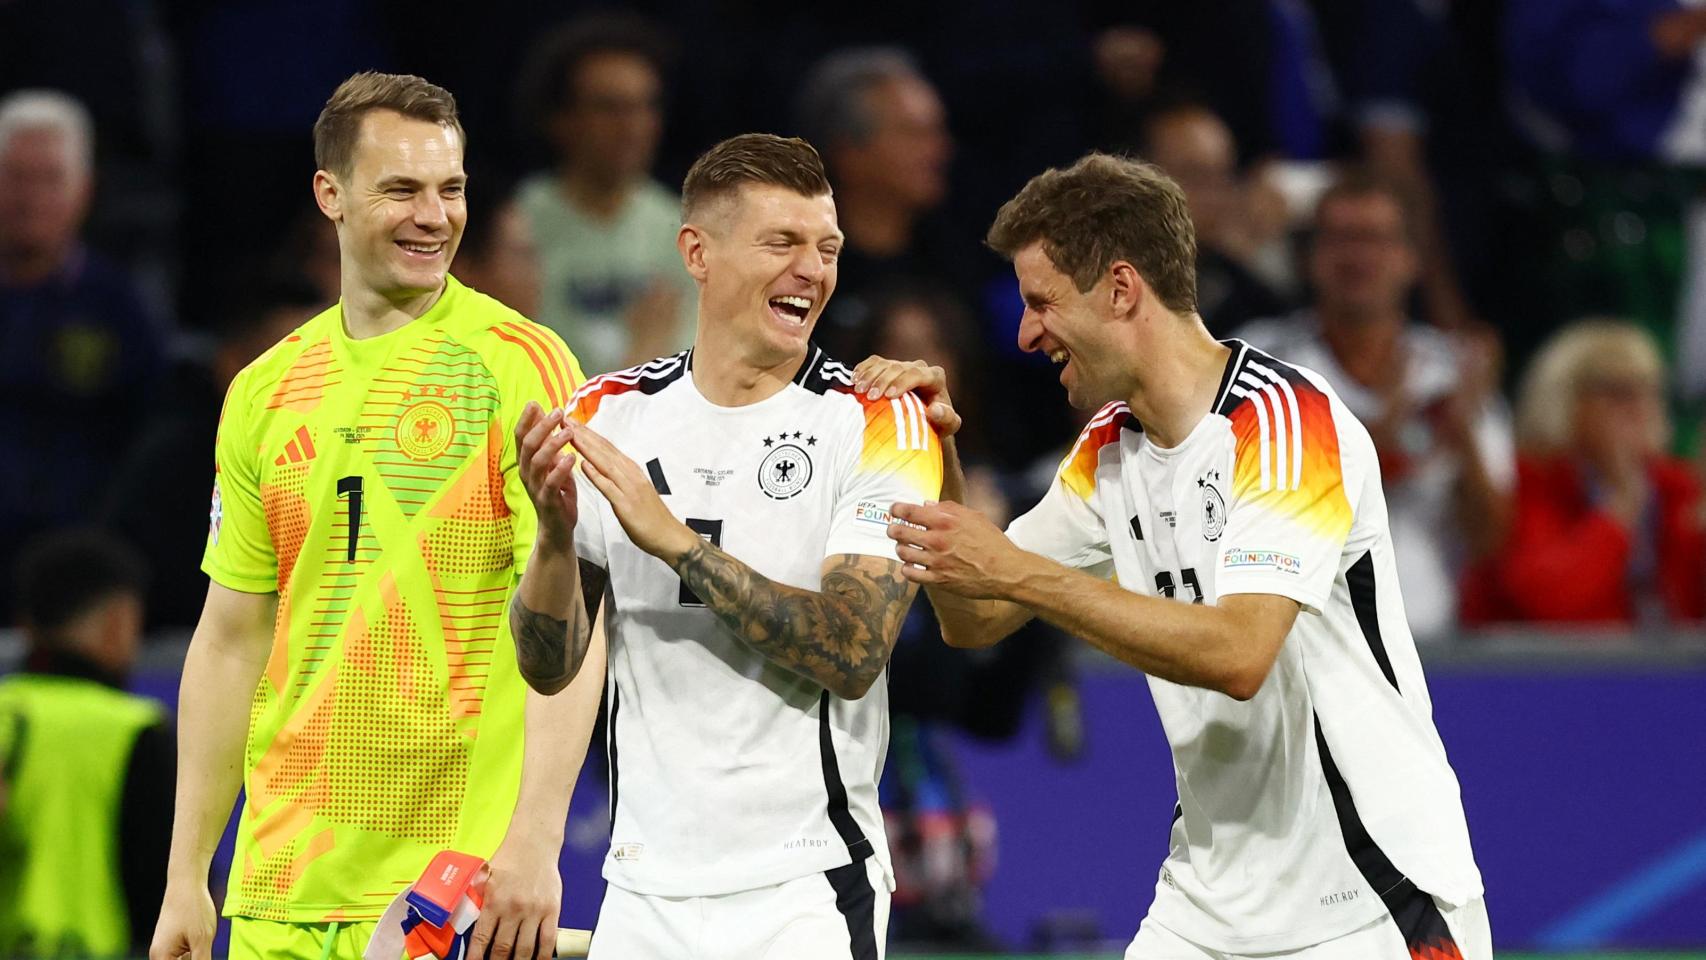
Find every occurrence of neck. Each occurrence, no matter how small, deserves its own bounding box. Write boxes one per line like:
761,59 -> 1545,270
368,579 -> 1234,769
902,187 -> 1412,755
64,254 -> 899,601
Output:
689,321 -> 806,407
25,641 -> 125,688
341,268 -> 446,340
1126,316 -> 1230,449
560,166 -> 635,222
1317,303 -> 1404,387
0,241 -> 74,287
837,187 -> 916,258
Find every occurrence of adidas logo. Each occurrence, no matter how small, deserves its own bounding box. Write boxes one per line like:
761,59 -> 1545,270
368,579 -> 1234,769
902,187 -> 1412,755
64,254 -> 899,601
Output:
274,426 -> 317,466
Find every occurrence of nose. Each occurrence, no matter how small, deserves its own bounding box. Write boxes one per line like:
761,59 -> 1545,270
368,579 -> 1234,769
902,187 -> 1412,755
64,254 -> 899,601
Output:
1017,306 -> 1044,354
792,246 -> 827,284
413,191 -> 448,231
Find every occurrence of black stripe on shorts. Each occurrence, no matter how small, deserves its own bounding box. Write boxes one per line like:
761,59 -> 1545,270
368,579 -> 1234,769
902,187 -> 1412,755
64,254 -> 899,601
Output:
824,861 -> 879,960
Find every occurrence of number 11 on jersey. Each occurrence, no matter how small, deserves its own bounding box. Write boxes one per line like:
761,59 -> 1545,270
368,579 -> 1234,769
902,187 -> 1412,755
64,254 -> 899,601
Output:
1155,568 -> 1204,603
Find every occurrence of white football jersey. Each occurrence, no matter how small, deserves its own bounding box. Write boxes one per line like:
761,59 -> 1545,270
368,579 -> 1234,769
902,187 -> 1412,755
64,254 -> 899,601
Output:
1007,340 -> 1482,953
568,346 -> 942,898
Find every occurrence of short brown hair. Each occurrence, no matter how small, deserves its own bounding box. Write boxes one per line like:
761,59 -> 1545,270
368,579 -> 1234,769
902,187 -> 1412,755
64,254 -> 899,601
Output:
313,72 -> 464,179
1313,167 -> 1417,246
986,153 -> 1198,313
681,133 -> 831,223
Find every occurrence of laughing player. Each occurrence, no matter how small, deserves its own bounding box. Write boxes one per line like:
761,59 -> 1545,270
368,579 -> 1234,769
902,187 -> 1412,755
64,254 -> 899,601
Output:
507,134 -> 940,959
880,155 -> 1490,960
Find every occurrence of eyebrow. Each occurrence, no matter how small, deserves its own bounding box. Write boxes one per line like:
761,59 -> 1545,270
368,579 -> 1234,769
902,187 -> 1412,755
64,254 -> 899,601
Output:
374,175 -> 466,190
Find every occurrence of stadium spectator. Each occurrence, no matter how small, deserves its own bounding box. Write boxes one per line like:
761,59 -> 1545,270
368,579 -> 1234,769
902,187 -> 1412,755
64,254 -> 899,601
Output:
0,90 -> 166,620
513,14 -> 693,375
453,177 -> 542,318
1141,102 -> 1290,337
1463,320 -> 1706,626
100,277 -> 322,630
1236,170 -> 1514,641
794,48 -> 976,360
0,530 -> 173,959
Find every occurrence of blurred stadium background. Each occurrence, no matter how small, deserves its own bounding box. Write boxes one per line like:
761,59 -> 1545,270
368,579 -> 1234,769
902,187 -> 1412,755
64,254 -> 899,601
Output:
4,0 -> 1706,957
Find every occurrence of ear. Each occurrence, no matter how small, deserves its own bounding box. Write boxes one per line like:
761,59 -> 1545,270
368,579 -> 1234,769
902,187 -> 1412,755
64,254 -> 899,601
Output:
313,169 -> 344,224
678,223 -> 710,283
1108,260 -> 1147,319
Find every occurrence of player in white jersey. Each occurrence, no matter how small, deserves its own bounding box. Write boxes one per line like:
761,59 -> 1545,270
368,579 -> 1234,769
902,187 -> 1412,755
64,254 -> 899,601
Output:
869,154 -> 1489,960
504,134 -> 942,960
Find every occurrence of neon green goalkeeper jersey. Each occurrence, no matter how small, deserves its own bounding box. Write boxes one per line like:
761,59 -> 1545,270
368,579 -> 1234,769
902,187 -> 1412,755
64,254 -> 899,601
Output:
202,277 -> 583,922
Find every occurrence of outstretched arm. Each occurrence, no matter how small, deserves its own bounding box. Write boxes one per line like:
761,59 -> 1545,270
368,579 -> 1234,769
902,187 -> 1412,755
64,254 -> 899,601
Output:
567,419 -> 914,699
890,500 -> 1298,701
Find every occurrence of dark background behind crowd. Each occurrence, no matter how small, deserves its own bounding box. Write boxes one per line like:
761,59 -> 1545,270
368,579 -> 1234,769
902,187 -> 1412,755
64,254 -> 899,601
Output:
6,0 -> 1706,955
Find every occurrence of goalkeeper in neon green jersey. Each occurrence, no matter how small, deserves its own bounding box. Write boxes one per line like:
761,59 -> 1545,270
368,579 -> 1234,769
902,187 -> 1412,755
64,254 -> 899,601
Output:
148,73 -> 598,960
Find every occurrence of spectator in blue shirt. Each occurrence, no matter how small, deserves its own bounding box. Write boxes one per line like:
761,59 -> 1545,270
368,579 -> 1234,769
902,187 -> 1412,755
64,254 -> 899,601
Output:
0,90 -> 166,622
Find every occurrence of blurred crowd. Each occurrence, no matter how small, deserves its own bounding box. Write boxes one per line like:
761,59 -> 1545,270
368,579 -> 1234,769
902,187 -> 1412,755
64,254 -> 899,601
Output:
7,0 -> 1706,953
8,0 -> 1706,643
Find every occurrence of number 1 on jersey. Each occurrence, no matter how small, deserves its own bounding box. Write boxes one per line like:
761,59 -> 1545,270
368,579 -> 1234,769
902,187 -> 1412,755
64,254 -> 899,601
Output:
337,476 -> 363,563
679,518 -> 723,606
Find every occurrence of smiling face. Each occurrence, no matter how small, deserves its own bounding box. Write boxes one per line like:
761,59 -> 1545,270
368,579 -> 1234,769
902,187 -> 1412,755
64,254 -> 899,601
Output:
1309,190 -> 1416,320
1014,242 -> 1128,409
315,109 -> 467,304
683,183 -> 842,366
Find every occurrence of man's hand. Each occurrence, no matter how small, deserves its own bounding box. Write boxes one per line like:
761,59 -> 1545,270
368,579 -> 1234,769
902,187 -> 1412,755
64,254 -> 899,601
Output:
148,882 -> 216,960
466,840 -> 562,960
887,500 -> 1030,599
566,420 -> 696,561
516,402 -> 580,551
852,356 -> 961,437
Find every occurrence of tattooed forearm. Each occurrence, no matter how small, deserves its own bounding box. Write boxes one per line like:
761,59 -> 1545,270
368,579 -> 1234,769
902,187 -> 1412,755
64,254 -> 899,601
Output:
672,544 -> 916,699
509,592 -> 588,696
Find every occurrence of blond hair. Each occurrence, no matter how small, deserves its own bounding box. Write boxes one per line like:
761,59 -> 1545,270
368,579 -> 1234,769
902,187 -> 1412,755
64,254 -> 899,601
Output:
1515,318 -> 1668,454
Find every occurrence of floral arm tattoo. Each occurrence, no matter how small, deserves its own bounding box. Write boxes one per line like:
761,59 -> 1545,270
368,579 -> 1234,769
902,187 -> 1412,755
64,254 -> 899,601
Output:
672,544 -> 917,699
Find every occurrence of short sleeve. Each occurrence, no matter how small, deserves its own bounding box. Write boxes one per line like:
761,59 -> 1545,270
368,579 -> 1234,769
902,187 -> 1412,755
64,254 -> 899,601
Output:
201,371 -> 278,593
1214,368 -> 1353,612
823,392 -> 944,561
1005,408 -> 1120,577
493,320 -> 587,575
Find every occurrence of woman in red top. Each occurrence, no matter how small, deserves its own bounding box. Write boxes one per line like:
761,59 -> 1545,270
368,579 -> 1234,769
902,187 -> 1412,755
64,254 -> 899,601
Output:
1461,319 -> 1706,624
